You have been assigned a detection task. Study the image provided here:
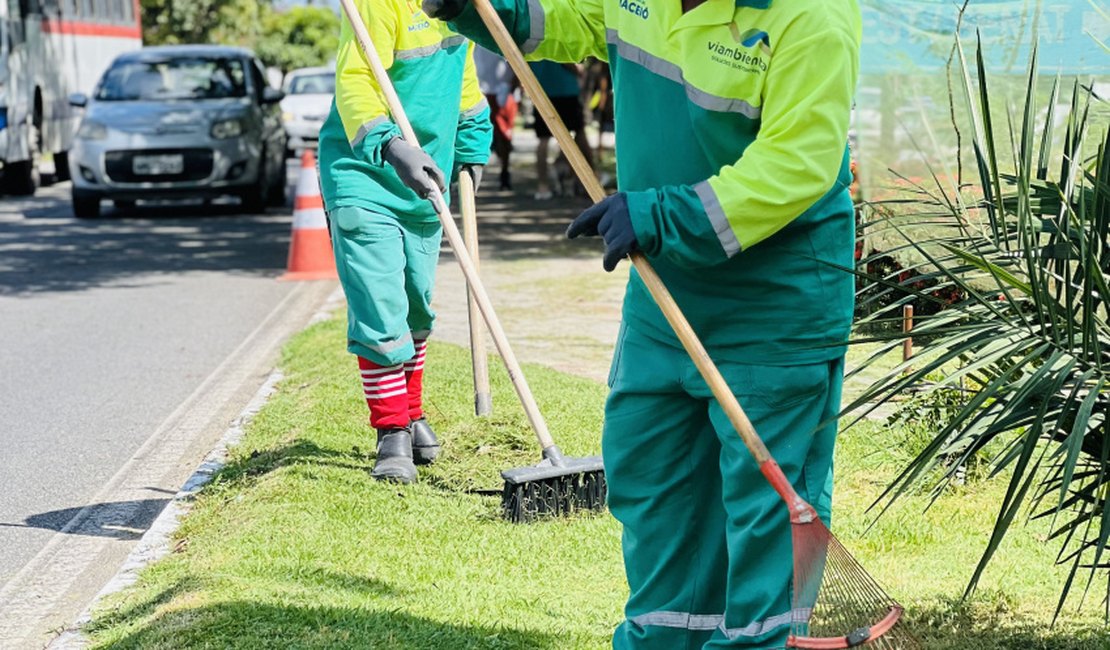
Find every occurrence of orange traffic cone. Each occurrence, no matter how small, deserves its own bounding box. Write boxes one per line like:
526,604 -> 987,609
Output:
280,150 -> 338,281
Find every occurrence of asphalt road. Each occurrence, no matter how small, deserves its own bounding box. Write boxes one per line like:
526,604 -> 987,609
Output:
0,164 -> 335,647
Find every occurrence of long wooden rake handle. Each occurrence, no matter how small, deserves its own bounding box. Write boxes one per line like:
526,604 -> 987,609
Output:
470,0 -> 791,483
458,171 -> 493,416
339,0 -> 556,453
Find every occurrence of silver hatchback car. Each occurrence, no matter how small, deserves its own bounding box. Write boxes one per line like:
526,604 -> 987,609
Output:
68,45 -> 287,219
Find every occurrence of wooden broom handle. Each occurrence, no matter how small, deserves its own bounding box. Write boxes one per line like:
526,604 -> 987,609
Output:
339,0 -> 556,450
470,0 -> 774,465
458,171 -> 493,416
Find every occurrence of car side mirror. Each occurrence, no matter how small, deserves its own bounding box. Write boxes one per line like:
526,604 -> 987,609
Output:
261,87 -> 284,105
68,93 -> 88,108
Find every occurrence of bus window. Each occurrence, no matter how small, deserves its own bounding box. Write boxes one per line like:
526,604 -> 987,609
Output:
7,0 -> 23,44
79,0 -> 90,18
18,0 -> 42,16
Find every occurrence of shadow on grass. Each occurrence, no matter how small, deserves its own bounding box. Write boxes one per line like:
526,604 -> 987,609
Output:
213,438 -> 372,487
94,601 -> 559,649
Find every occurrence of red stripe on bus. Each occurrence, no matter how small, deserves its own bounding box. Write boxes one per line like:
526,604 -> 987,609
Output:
42,20 -> 141,38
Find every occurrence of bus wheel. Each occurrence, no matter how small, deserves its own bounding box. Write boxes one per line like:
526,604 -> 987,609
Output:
5,120 -> 41,196
54,151 -> 71,183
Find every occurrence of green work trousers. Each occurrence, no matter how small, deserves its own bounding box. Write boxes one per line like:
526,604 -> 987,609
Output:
329,206 -> 441,366
605,323 -> 843,649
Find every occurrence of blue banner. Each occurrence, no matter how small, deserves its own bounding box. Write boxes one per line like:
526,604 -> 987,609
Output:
861,0 -> 1109,75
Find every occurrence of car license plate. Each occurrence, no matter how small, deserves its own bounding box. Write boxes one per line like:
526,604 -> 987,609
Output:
133,154 -> 184,175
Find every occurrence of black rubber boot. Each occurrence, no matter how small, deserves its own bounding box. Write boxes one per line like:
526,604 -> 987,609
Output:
371,427 -> 417,483
410,418 -> 441,465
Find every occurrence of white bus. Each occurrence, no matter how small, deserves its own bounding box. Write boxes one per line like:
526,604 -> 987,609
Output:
0,0 -> 141,195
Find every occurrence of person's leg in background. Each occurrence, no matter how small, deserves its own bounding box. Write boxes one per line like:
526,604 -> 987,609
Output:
697,360 -> 841,649
329,206 -> 420,483
606,324 -> 729,650
535,134 -> 552,200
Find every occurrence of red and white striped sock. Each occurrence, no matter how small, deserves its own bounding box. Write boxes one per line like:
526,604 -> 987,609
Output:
358,357 -> 410,430
405,337 -> 427,421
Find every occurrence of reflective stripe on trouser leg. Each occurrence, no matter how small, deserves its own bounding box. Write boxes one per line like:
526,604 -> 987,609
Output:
405,337 -> 428,421
697,360 -> 843,649
605,323 -> 728,650
358,357 -> 410,429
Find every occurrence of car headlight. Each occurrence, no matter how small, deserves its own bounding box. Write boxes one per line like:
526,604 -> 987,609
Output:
282,111 -> 295,123
77,120 -> 107,140
210,118 -> 245,139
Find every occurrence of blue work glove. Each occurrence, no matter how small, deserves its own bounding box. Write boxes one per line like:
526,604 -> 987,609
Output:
566,192 -> 639,272
422,0 -> 467,20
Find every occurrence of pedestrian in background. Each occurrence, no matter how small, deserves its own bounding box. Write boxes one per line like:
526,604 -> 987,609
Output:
473,45 -> 518,191
528,60 -> 592,200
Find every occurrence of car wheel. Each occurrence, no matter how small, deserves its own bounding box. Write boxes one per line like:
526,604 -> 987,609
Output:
266,160 -> 286,207
240,158 -> 269,214
73,191 -> 101,219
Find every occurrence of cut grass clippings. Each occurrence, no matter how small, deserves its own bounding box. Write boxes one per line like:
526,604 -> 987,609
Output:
86,316 -> 1110,649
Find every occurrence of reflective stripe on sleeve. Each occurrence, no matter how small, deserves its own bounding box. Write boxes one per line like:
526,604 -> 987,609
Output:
350,116 -> 388,148
460,97 -> 490,119
694,181 -> 741,258
522,0 -> 546,53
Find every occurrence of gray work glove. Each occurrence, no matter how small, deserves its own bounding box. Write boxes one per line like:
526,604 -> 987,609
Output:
422,0 -> 468,20
459,164 -> 483,192
383,137 -> 447,199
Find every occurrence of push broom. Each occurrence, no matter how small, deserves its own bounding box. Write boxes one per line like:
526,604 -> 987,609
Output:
468,0 -> 917,646
338,0 -> 605,523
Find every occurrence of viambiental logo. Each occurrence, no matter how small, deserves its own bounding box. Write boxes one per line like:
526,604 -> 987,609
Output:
738,28 -> 771,54
709,24 -> 770,72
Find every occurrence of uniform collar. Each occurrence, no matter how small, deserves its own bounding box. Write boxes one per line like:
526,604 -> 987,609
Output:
735,0 -> 771,7
673,0 -> 738,29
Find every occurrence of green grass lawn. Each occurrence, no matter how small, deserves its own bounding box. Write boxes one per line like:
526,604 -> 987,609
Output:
85,317 -> 1110,649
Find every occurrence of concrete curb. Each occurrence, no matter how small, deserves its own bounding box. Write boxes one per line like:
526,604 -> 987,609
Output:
47,287 -> 345,649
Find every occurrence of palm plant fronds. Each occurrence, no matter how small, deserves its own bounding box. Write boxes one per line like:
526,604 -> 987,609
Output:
850,35 -> 1110,618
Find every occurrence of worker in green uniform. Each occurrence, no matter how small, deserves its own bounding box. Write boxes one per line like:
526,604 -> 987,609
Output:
319,0 -> 492,484
422,0 -> 861,646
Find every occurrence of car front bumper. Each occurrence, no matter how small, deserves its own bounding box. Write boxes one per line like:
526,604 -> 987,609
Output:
283,119 -> 323,150
69,131 -> 263,200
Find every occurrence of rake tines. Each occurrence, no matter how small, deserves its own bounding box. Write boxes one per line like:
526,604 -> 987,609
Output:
789,517 -> 918,649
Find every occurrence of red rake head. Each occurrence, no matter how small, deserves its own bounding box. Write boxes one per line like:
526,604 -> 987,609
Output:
787,517 -> 919,649
758,460 -> 917,649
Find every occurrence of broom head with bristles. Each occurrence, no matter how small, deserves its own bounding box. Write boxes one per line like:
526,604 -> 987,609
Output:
500,450 -> 605,523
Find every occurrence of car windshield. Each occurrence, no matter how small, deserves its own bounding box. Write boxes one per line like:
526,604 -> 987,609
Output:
95,57 -> 248,101
287,73 -> 335,95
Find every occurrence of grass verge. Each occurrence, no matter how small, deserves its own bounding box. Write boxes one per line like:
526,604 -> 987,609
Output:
85,316 -> 1110,649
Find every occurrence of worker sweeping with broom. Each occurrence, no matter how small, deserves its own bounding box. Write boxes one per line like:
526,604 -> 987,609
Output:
319,0 -> 492,484
422,0 -> 862,647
